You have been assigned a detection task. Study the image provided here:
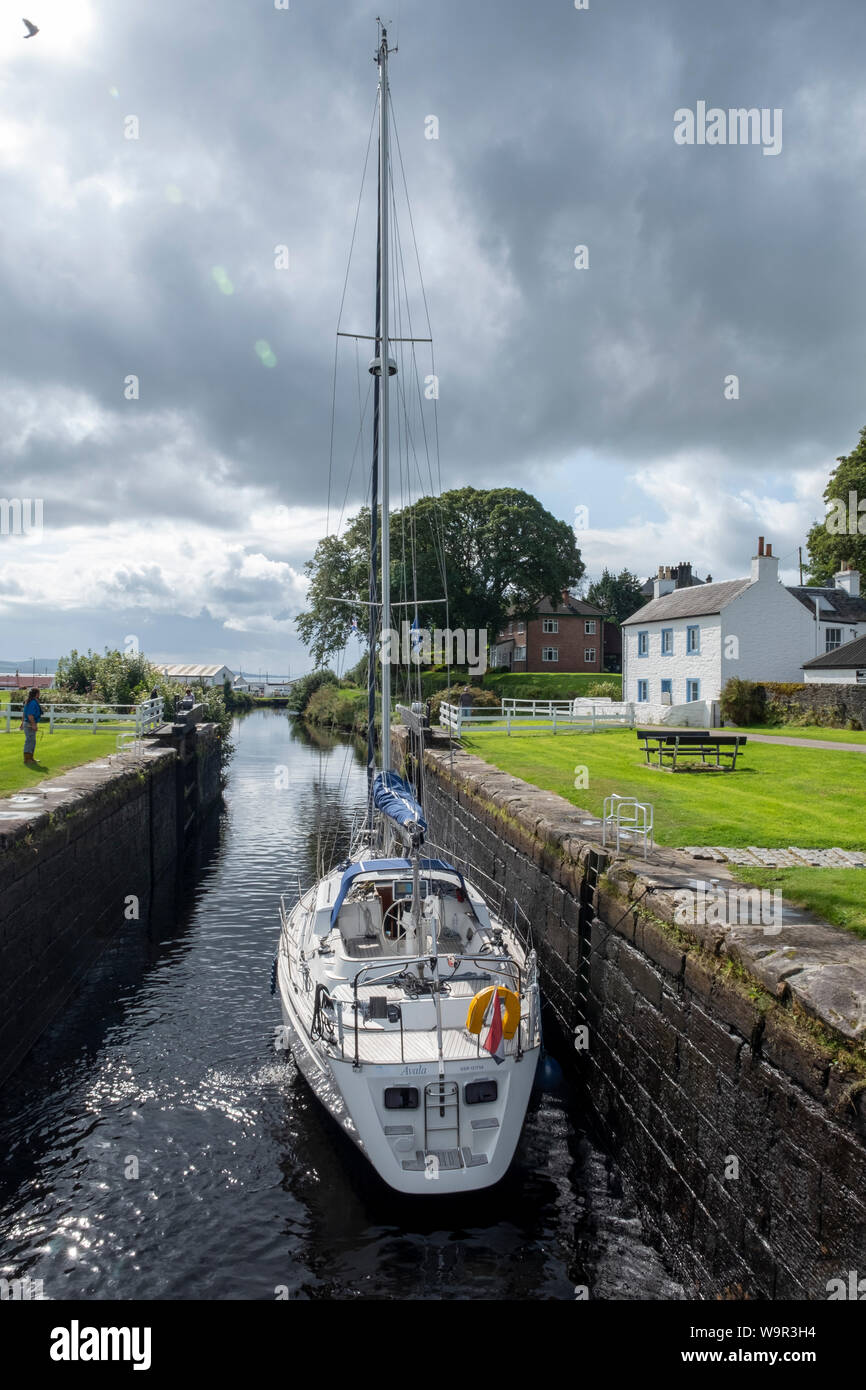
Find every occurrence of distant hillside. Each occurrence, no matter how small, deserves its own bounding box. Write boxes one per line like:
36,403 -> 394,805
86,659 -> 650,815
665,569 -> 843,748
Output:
0,659 -> 58,675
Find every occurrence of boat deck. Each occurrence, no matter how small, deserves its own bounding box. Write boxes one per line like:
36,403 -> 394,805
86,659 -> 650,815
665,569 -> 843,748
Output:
342,928 -> 466,960
345,1024 -> 519,1064
326,975 -> 501,1000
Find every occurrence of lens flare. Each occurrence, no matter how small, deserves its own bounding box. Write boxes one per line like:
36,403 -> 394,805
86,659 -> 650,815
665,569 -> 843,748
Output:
254,340 -> 277,368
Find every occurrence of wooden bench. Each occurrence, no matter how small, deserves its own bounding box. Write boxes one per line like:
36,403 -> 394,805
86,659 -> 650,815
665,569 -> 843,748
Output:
636,728 -> 747,771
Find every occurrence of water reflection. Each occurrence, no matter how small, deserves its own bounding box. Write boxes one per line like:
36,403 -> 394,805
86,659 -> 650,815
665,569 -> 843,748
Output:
0,710 -> 681,1301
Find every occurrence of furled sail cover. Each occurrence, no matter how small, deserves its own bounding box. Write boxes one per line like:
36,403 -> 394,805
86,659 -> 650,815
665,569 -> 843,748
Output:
372,771 -> 427,845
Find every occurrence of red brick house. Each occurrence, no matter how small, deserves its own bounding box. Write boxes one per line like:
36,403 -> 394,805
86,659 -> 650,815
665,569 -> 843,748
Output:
490,593 -> 621,674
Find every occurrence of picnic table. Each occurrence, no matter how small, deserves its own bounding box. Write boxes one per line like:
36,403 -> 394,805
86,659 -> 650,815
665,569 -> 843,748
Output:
636,728 -> 747,771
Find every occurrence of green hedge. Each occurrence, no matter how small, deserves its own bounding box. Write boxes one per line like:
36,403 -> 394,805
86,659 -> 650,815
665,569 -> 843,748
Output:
483,671 -> 622,700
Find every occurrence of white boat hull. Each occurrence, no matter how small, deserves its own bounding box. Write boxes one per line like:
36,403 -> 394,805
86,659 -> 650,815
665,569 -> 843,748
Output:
276,876 -> 541,1195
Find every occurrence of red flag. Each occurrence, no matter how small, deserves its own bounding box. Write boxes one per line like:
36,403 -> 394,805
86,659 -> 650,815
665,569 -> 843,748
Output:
482,988 -> 505,1064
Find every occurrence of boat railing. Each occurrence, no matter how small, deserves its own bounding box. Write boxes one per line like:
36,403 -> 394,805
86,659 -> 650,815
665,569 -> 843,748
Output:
279,873 -> 310,928
421,837 -> 533,950
345,952 -> 525,1069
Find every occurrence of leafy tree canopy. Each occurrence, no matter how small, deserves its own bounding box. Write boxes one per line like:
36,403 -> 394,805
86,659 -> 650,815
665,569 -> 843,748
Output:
296,487 -> 584,662
54,647 -> 164,706
806,426 -> 866,584
586,567 -> 646,625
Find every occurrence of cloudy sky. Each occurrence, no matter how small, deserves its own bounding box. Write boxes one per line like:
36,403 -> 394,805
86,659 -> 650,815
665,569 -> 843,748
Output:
2,0 -> 865,675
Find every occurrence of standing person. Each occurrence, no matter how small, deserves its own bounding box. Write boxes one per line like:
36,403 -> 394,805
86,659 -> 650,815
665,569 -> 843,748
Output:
179,687 -> 194,711
21,686 -> 42,764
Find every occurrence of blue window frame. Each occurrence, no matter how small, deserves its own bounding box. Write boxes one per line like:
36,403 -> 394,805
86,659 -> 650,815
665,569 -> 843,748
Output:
637,679 -> 649,702
686,625 -> 700,654
637,631 -> 649,657
686,678 -> 700,702
661,628 -> 673,655
661,678 -> 672,698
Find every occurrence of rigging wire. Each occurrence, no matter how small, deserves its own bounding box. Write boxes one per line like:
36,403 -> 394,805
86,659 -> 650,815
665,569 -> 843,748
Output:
326,92 -> 379,540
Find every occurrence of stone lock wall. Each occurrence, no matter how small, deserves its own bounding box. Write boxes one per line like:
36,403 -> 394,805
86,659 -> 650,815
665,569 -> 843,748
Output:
0,725 -> 222,1086
405,734 -> 866,1299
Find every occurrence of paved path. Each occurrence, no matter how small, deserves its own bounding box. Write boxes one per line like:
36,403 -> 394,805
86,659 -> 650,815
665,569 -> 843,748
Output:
725,731 -> 866,753
683,845 -> 866,868
662,726 -> 866,753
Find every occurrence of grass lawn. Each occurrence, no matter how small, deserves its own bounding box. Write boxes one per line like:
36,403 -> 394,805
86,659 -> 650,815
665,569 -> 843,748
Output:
728,866 -> 866,940
460,727 -> 866,850
0,731 -> 120,796
720,724 -> 866,745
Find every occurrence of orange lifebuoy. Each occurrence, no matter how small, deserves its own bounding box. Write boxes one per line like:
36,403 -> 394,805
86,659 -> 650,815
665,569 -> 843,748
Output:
466,985 -> 520,1040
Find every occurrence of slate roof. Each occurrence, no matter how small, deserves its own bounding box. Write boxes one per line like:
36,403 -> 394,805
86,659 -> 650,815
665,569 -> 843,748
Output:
802,633 -> 866,669
787,586 -> 866,624
543,593 -> 607,618
622,578 -> 751,625
501,594 -> 608,625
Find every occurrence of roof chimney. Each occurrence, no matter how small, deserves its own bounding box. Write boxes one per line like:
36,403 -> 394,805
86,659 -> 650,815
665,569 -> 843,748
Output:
834,564 -> 860,598
653,568 -> 676,600
751,538 -> 779,585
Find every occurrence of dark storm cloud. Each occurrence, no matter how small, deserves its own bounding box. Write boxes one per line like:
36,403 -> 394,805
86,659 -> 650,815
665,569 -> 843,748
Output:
1,0 -> 864,561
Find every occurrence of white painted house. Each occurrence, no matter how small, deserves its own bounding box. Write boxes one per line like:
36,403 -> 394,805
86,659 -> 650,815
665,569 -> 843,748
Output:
802,633 -> 866,684
160,663 -> 235,687
622,541 -> 866,712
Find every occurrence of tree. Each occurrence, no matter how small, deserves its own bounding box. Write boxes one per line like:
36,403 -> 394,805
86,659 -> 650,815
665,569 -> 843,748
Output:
54,647 -> 163,706
806,426 -> 866,584
586,568 -> 645,625
296,487 -> 584,661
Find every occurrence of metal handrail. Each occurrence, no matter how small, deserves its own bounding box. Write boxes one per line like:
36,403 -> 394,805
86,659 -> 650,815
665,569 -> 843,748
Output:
349,950 -> 522,1069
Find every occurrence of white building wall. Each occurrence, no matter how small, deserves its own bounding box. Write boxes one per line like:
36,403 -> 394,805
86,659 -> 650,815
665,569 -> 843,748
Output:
624,617 -> 721,705
719,581 -> 814,686
624,559 -> 866,706
803,669 -> 866,684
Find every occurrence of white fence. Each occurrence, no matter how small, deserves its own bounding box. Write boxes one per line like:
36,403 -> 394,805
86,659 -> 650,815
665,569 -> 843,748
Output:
440,700 -> 635,736
1,696 -> 164,735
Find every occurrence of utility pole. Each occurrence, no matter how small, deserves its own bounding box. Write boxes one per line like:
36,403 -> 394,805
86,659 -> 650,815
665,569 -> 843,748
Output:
798,546 -> 804,585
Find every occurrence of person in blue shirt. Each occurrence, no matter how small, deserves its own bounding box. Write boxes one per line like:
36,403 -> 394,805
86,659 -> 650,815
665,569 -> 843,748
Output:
22,687 -> 42,763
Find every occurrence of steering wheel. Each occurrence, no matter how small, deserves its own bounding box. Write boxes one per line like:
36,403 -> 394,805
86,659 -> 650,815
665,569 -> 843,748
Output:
383,900 -> 407,941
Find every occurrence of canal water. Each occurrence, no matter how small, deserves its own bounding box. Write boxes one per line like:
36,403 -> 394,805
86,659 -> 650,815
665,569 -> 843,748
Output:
0,709 -> 683,1300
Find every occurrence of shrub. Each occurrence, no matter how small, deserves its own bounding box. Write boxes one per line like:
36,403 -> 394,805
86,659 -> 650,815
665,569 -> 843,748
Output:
418,667 -> 470,698
429,684 -> 499,724
286,667 -> 338,715
304,684 -> 366,730
720,677 -> 767,725
343,653 -> 368,688
54,647 -> 165,707
585,681 -> 620,698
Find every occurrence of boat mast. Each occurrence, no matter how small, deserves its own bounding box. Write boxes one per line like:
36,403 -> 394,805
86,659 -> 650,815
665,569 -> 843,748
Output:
366,138 -> 381,814
378,21 -> 393,775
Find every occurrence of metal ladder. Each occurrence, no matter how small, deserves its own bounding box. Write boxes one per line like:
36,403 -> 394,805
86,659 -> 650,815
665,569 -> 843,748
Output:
575,848 -> 606,1023
424,1080 -> 460,1156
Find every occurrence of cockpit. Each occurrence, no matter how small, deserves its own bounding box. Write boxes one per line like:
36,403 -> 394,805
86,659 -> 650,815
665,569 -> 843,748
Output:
328,862 -> 489,961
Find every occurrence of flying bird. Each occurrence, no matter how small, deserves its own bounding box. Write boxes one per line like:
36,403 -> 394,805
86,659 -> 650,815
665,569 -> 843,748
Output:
22,18 -> 39,38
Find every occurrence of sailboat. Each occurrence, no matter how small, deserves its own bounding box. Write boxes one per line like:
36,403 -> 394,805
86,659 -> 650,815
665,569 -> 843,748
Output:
275,25 -> 542,1195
